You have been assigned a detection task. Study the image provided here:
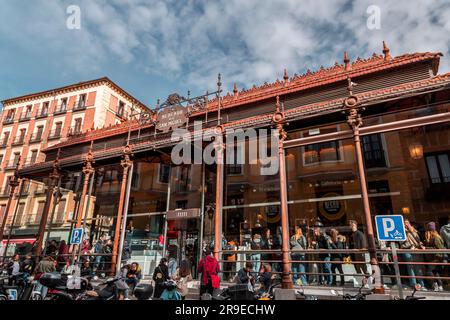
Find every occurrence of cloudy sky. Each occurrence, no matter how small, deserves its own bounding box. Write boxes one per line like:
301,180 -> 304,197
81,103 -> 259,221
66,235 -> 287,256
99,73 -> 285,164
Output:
1,0 -> 449,108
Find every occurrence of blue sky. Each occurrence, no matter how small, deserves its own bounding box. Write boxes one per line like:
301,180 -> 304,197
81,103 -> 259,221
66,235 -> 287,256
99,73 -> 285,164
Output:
1,0 -> 449,108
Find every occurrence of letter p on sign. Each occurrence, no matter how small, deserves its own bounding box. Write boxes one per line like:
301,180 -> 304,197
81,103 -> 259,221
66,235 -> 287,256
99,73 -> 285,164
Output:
382,218 -> 395,238
375,215 -> 406,242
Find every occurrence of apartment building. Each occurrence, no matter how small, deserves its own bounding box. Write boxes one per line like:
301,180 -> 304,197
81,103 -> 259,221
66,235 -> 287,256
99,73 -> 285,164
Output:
0,77 -> 148,249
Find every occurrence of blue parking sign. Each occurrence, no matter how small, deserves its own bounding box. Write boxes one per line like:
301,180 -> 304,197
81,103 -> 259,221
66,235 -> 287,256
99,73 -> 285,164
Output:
70,228 -> 84,245
375,215 -> 406,241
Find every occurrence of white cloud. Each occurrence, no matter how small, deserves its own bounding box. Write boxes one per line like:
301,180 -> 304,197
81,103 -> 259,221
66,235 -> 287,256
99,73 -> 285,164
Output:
1,0 -> 449,99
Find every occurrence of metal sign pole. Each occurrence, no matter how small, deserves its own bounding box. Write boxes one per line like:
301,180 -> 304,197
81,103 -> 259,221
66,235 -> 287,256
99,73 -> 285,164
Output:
162,168 -> 171,259
390,242 -> 404,300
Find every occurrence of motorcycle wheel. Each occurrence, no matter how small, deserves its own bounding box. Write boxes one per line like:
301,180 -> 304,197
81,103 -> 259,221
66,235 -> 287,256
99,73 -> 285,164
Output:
0,294 -> 8,300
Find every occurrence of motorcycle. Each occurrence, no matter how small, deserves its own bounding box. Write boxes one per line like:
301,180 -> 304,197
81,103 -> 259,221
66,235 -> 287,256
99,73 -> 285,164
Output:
330,276 -> 372,300
39,272 -> 92,300
80,276 -> 129,300
0,271 -> 35,300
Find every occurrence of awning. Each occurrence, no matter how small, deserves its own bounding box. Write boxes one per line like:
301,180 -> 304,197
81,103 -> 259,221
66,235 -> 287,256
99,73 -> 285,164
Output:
1,238 -> 35,245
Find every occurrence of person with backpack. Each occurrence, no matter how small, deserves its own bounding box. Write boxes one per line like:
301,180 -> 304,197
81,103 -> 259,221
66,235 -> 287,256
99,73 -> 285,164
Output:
197,248 -> 220,296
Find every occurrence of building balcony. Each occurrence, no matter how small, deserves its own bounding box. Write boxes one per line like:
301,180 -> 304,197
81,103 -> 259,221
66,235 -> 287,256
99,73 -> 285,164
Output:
29,132 -> 43,143
67,126 -> 83,137
2,117 -> 14,125
47,129 -> 62,140
423,177 -> 450,201
73,103 -> 86,112
36,109 -> 48,119
4,160 -> 19,170
54,105 -> 67,115
11,136 -> 26,146
21,156 -> 38,168
363,149 -> 387,169
0,188 -> 11,198
0,141 -> 8,149
19,113 -> 32,122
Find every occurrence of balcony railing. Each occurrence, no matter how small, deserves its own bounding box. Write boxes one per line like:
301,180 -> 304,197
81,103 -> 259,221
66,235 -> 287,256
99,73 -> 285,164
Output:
21,156 -> 39,167
19,112 -> 32,122
73,100 -> 86,112
54,103 -> 67,115
11,136 -> 26,146
2,117 -> 14,125
0,140 -> 8,148
0,188 -> 11,197
47,129 -> 62,140
36,108 -> 49,119
67,126 -> 83,137
423,177 -> 450,201
4,160 -> 20,170
363,149 -> 387,169
29,132 -> 43,143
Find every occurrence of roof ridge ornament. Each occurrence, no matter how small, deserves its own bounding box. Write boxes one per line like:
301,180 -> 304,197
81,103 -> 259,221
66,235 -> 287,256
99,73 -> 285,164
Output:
383,41 -> 392,61
283,69 -> 289,85
344,51 -> 351,71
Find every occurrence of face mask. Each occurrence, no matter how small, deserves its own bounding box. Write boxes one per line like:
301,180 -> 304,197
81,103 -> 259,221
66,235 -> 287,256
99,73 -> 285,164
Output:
254,239 -> 260,243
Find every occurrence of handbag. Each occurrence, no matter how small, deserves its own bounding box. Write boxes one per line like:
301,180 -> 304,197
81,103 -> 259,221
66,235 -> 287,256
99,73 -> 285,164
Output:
210,274 -> 220,289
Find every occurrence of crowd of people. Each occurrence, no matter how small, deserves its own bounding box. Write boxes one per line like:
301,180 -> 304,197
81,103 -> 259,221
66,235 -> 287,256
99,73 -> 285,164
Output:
218,218 -> 450,292
1,217 -> 449,299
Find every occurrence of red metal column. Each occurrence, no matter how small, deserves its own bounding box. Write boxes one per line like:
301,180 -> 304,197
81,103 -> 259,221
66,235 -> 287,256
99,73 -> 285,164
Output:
111,145 -> 132,274
34,159 -> 60,259
272,96 -> 293,289
213,126 -> 224,260
344,78 -> 384,293
75,150 -> 95,228
0,163 -> 20,242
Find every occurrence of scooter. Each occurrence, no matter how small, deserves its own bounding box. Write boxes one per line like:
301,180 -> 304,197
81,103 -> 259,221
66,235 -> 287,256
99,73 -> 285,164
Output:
81,276 -> 128,300
160,280 -> 182,300
331,276 -> 372,300
39,272 -> 92,300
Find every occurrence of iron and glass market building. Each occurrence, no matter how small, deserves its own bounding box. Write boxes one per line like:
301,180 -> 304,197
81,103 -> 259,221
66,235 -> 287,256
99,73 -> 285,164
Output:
3,43 -> 450,288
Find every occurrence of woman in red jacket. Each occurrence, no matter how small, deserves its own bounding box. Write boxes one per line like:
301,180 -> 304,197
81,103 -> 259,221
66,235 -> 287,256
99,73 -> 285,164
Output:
197,248 -> 220,296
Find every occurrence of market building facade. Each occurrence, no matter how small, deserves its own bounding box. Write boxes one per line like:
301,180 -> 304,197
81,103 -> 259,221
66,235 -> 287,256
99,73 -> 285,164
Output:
6,43 -> 450,290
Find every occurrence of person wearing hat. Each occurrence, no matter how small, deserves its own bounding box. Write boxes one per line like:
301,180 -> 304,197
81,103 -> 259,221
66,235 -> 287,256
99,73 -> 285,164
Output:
424,221 -> 445,291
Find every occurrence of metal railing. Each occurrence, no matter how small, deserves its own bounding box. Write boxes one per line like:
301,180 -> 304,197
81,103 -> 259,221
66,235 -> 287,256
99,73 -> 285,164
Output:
4,160 -> 19,170
54,103 -> 67,115
29,132 -> 43,143
19,112 -> 32,122
67,126 -> 83,137
11,136 -> 26,146
47,129 -> 62,140
2,117 -> 14,125
36,108 -> 49,119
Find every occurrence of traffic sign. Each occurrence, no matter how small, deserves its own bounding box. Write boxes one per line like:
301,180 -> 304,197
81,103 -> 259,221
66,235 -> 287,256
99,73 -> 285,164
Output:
375,215 -> 406,241
70,228 -> 84,245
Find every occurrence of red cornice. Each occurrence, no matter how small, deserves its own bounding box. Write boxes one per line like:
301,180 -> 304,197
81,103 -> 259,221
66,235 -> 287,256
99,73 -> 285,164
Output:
196,52 -> 442,115
1,77 -> 149,111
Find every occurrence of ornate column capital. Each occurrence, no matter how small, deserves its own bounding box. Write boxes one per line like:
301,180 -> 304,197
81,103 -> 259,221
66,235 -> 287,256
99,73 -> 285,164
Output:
82,150 -> 95,176
121,145 -> 133,170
